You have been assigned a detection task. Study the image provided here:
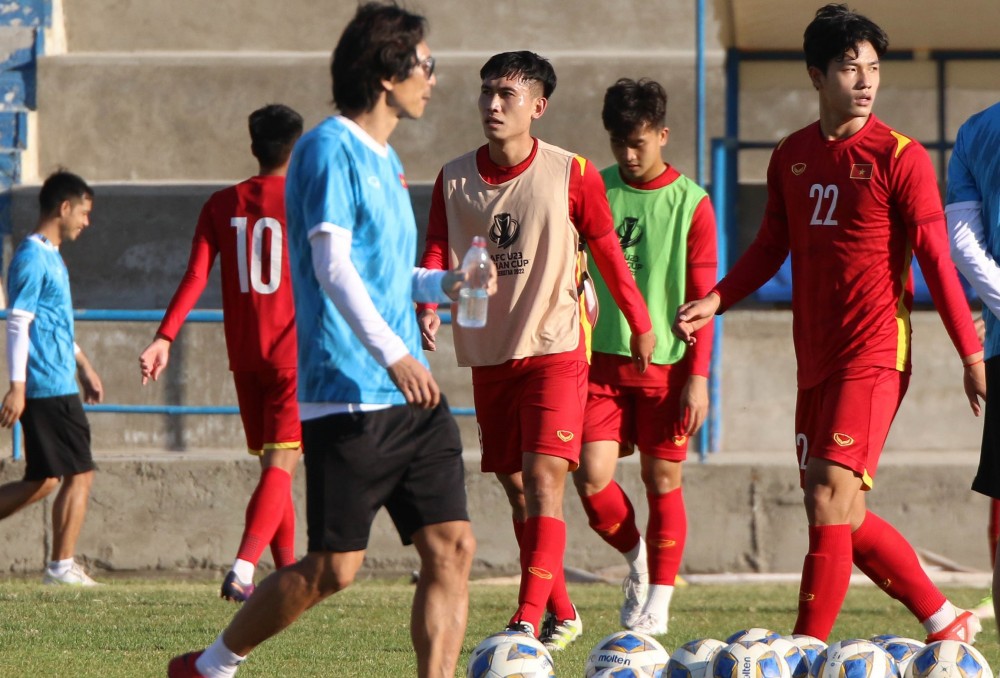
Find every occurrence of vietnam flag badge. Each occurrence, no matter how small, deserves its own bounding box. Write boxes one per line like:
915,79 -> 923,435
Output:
850,163 -> 874,180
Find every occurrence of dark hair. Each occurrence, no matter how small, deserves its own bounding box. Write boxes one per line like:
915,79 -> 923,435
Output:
249,104 -> 304,169
803,3 -> 888,72
480,51 -> 557,99
601,78 -> 667,139
331,2 -> 428,114
38,170 -> 93,217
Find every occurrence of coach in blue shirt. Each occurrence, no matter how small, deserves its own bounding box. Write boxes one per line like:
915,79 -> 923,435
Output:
0,170 -> 104,586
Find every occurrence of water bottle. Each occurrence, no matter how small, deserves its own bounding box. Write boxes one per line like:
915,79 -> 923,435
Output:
456,236 -> 490,328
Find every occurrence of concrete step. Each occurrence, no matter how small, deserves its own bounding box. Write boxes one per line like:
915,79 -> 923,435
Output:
35,51 -> 724,183
64,0 -> 713,54
0,450 -> 988,576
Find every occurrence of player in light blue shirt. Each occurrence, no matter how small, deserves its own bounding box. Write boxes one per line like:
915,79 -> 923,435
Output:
169,5 -> 495,677
0,170 -> 104,587
947,100 -> 1000,627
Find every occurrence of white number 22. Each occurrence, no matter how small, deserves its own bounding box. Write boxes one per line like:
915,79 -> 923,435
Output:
809,183 -> 839,226
230,217 -> 283,295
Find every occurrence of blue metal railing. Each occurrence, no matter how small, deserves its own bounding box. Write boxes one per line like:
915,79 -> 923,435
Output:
5,308 -> 474,461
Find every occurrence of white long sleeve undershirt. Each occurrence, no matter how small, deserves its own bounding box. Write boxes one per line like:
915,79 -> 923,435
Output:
6,310 -> 33,382
946,200 -> 1000,319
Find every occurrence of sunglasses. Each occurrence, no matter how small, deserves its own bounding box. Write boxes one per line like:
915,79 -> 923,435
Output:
415,55 -> 436,78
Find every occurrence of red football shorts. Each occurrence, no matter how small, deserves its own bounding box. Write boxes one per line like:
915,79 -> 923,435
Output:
473,357 -> 588,475
794,365 -> 908,489
584,357 -> 691,461
232,368 -> 302,456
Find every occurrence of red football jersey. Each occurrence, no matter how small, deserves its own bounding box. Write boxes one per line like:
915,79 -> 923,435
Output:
157,175 -> 297,371
715,115 -> 979,388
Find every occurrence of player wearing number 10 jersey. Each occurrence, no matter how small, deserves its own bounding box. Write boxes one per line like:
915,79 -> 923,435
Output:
674,4 -> 984,645
139,104 -> 304,602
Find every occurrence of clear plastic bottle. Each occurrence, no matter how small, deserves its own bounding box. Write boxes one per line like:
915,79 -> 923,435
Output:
456,236 -> 490,328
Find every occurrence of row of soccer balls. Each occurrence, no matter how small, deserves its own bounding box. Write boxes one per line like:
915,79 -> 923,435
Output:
466,625 -> 994,678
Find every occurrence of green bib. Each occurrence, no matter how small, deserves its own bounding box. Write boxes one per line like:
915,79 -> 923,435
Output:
592,166 -> 707,365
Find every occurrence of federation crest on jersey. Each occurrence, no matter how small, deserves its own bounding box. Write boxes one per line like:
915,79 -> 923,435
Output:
490,212 -> 520,249
850,163 -> 874,179
617,217 -> 643,249
398,173 -> 408,188
791,163 -> 807,175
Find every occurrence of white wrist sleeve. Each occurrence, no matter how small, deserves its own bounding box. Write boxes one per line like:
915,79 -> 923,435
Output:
7,310 -> 33,382
947,201 -> 1000,319
310,226 -> 410,368
411,267 -> 452,304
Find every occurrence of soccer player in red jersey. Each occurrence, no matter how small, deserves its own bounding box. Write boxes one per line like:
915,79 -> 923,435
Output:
574,78 -> 717,636
139,104 -> 304,603
418,52 -> 655,651
674,4 -> 985,643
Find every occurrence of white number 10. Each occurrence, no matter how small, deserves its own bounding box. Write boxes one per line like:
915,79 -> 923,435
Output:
230,217 -> 283,295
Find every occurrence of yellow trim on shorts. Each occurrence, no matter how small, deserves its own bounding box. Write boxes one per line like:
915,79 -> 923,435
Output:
861,468 -> 874,490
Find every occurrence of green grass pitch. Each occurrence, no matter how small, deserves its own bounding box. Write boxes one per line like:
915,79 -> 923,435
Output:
0,577 -> 994,676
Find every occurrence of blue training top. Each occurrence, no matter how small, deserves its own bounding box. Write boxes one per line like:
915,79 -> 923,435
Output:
947,101 -> 1000,360
8,234 -> 78,398
285,116 -> 427,405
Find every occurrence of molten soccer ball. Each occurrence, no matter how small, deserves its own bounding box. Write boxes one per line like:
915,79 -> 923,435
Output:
906,640 -> 993,678
592,668 -> 659,678
711,640 -> 792,678
769,638 -> 811,678
585,631 -> 670,678
786,635 -> 828,670
466,637 -> 555,678
667,638 -> 729,678
870,637 -> 924,677
468,629 -> 553,668
726,629 -> 783,644
810,639 -> 898,678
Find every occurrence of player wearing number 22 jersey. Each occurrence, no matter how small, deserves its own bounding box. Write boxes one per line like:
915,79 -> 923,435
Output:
716,113 -> 979,390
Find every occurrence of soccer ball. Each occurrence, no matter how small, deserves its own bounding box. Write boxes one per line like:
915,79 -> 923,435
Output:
870,637 -> 924,677
468,629 -> 553,668
466,638 -> 555,678
667,638 -> 729,678
726,629 -> 783,644
810,639 -> 898,678
592,668 -> 659,678
906,640 -> 993,678
769,638 -> 811,678
711,640 -> 792,678
585,631 -> 671,678
786,635 -> 828,669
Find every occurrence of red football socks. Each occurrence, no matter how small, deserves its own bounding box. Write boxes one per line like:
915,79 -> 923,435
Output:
237,466 -> 293,565
269,491 -> 297,568
511,516 -> 566,631
580,481 -> 642,554
647,488 -> 687,585
852,510 -> 946,621
793,523 -> 852,640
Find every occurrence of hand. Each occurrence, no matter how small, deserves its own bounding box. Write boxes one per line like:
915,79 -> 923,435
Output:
673,292 -> 721,345
975,317 -> 986,346
0,382 -> 26,428
386,354 -> 441,409
419,309 -> 441,351
139,337 -> 171,385
629,329 -> 656,374
77,363 -> 104,404
680,375 -> 709,436
440,261 -> 499,302
963,358 -> 986,417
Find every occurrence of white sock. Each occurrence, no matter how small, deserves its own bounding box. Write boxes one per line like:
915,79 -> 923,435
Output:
643,584 -> 675,618
922,602 -> 958,633
47,558 -> 74,576
196,636 -> 245,678
625,538 -> 648,576
232,559 -> 255,583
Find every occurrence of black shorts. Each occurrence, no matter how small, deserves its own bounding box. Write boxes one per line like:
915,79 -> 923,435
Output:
974,356 -> 1000,499
303,397 -> 468,552
21,394 -> 95,482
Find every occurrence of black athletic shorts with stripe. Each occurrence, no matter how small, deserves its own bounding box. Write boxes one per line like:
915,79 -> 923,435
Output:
303,397 -> 468,552
21,394 -> 95,481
